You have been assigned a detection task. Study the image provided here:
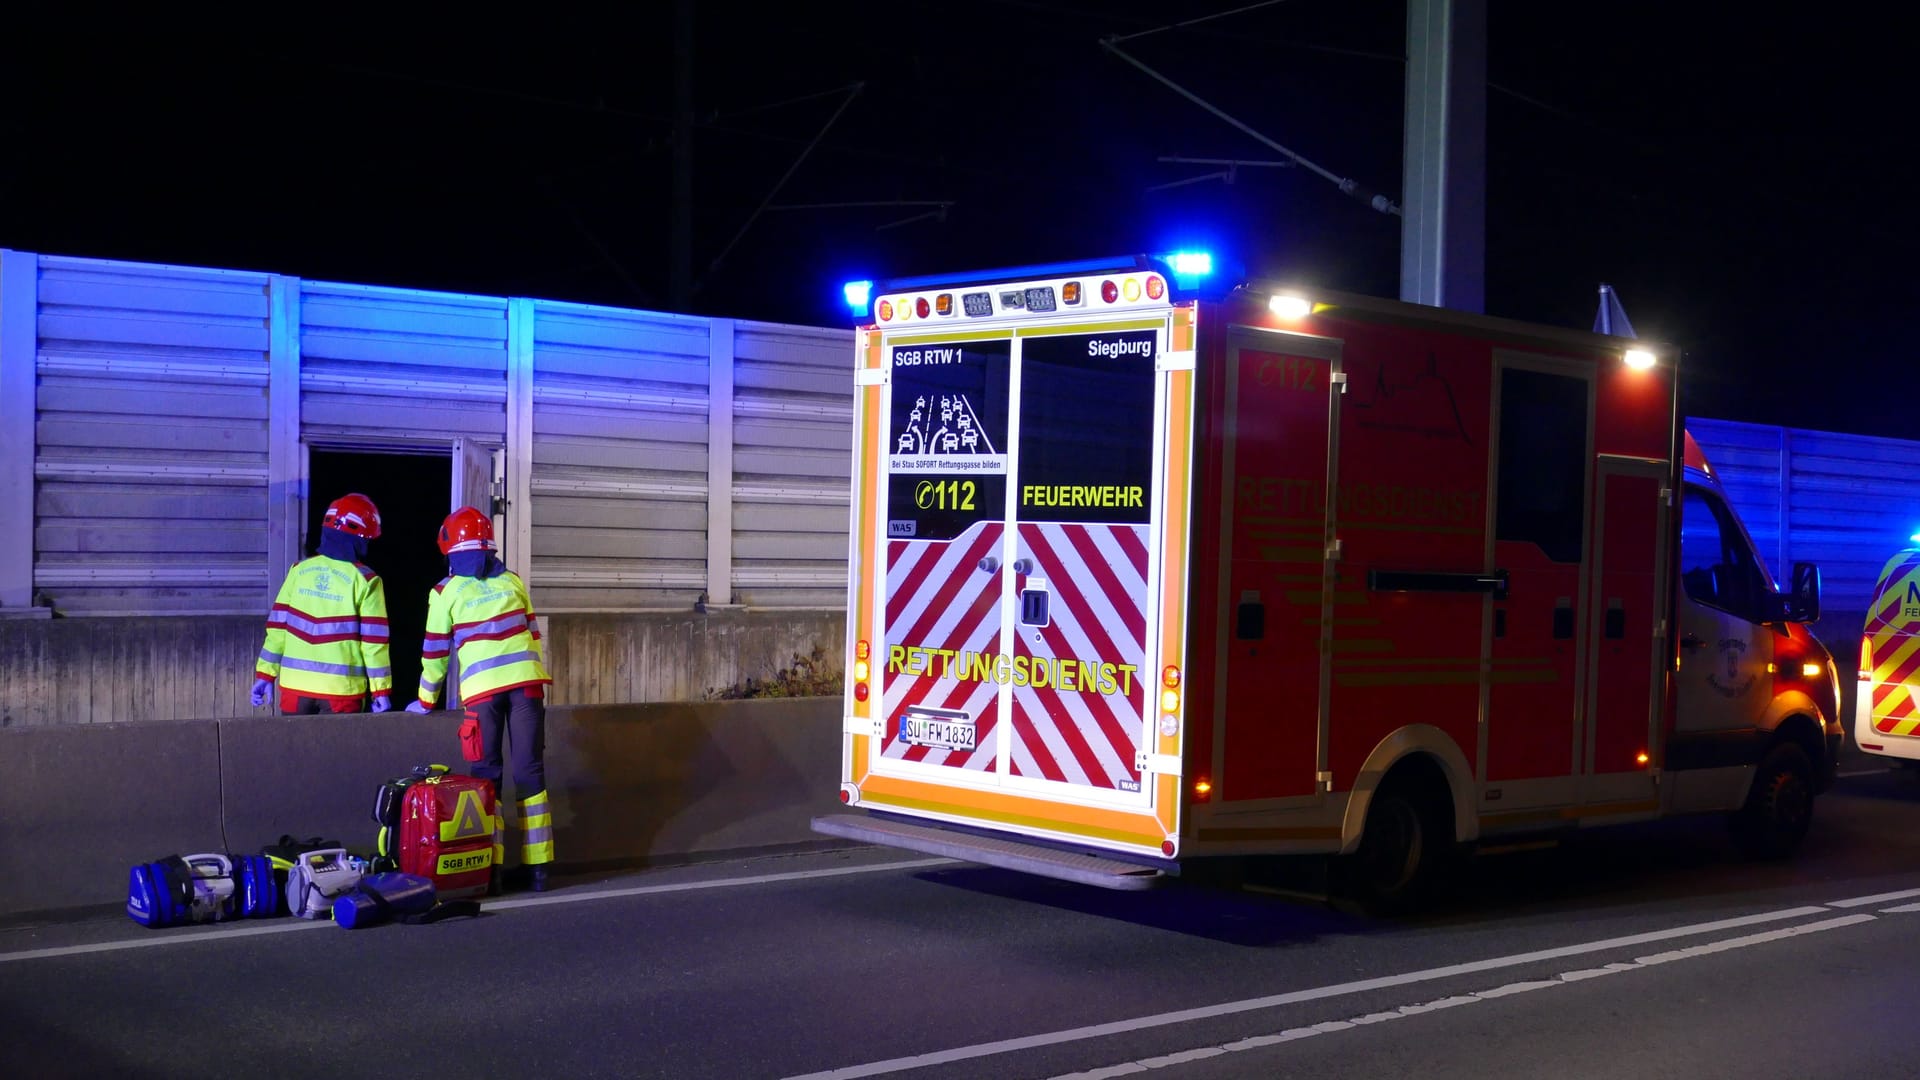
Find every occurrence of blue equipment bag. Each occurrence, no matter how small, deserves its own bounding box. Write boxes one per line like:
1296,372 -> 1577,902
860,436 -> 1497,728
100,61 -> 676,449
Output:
334,871 -> 436,929
127,855 -> 195,928
127,853 -> 252,928
233,853 -> 280,918
334,871 -> 480,929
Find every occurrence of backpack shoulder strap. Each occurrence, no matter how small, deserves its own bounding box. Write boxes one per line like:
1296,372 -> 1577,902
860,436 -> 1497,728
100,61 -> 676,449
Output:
156,855 -> 196,907
399,899 -> 482,925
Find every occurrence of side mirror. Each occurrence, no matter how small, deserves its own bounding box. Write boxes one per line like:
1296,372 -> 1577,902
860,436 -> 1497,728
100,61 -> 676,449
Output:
1781,561 -> 1822,623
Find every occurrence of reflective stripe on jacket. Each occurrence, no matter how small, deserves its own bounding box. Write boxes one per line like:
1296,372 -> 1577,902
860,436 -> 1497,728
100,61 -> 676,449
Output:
256,555 -> 393,698
418,570 -> 550,707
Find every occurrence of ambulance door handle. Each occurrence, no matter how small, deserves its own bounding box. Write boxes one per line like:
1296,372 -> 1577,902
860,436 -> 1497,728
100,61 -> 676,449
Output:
1235,591 -> 1264,640
1552,599 -> 1574,640
978,556 -> 1001,574
1680,633 -> 1706,651
1019,586 -> 1050,627
1604,599 -> 1626,639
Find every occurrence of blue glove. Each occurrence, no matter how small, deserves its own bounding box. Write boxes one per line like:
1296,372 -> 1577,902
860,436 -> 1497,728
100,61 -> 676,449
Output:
370,696 -> 391,714
406,700 -> 431,714
250,677 -> 272,708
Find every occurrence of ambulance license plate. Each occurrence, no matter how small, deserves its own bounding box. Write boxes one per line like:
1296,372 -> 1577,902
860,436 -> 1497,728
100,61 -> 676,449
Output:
437,849 -> 492,876
899,705 -> 976,752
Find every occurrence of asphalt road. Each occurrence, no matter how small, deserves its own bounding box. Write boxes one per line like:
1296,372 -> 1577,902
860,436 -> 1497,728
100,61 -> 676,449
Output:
8,758 -> 1920,1080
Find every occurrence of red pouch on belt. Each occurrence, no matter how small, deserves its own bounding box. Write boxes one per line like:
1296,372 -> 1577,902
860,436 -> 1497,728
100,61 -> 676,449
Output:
458,715 -> 483,762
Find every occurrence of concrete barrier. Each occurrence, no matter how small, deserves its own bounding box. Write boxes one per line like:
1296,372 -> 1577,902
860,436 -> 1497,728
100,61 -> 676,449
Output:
0,697 -> 847,919
0,720 -> 226,918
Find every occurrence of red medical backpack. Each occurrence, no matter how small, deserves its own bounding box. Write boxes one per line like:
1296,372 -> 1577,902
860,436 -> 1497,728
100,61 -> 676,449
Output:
372,765 -> 496,900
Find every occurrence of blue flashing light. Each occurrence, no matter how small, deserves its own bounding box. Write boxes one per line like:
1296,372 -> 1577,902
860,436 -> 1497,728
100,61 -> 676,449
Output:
1168,251 -> 1213,277
843,280 -> 873,312
1909,530 -> 1920,545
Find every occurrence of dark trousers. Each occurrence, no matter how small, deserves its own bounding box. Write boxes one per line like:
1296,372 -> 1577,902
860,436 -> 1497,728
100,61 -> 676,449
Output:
466,687 -> 546,799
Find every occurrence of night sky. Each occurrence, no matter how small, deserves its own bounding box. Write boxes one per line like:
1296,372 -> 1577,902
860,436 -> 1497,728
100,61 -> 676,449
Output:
2,4 -> 1910,437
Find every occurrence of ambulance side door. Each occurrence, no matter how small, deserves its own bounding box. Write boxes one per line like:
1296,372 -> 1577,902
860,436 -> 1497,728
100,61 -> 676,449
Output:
1668,484 -> 1775,802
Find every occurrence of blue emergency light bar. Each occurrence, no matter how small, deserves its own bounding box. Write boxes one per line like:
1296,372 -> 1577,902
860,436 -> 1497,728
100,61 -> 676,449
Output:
1168,251 -> 1213,276
842,279 -> 874,314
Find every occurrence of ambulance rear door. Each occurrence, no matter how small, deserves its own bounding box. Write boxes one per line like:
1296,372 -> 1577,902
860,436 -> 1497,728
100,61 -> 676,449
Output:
854,270 -> 1192,856
1004,319 -> 1166,806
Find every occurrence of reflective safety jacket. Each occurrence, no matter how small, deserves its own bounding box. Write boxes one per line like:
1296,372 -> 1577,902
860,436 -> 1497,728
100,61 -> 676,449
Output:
256,555 -> 393,701
418,569 -> 550,708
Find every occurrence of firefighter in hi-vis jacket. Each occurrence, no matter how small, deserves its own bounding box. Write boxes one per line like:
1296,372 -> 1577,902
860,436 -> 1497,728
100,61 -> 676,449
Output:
408,506 -> 555,892
252,493 -> 393,714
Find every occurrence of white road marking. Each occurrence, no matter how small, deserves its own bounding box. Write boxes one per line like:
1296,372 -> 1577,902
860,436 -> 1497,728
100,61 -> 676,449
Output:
782,904 -> 1834,1080
1878,901 -> 1920,914
1827,886 -> 1920,908
0,919 -> 333,964
1837,769 -> 1890,778
483,858 -> 952,912
1047,914 -> 1876,1079
0,857 -> 953,965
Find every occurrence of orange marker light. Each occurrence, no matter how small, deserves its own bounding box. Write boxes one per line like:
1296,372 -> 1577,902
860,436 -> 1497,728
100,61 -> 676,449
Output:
1162,665 -> 1181,689
1061,281 -> 1081,304
1145,274 -> 1166,300
878,299 -> 894,321
1635,751 -> 1650,767
1193,778 -> 1212,797
934,293 -> 953,316
856,639 -> 870,660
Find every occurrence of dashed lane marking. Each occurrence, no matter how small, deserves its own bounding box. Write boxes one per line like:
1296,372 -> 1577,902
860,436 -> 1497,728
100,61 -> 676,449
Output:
1047,914 -> 1877,1079
782,904 -> 1834,1079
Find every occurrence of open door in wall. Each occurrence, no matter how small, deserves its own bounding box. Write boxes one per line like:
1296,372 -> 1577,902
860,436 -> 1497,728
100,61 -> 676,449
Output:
449,437 -> 506,706
453,438 -> 498,519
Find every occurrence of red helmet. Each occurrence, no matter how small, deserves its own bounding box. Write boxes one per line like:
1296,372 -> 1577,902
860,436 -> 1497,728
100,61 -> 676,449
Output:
438,506 -> 496,555
322,493 -> 382,539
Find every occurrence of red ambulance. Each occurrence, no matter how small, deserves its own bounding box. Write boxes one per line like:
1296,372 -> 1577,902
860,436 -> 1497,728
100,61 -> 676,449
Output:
813,256 -> 1838,907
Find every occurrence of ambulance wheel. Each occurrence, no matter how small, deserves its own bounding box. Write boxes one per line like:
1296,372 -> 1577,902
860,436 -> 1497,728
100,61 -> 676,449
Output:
1731,742 -> 1815,860
1336,784 -> 1440,914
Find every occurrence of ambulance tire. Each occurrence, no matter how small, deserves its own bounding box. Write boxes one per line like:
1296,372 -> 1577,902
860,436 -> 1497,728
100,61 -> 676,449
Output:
1335,782 -> 1446,915
1730,742 -> 1815,860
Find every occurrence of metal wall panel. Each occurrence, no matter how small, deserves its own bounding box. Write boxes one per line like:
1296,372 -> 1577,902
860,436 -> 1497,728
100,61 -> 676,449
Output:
32,256 -> 272,614
529,300 -> 714,611
17,250 -> 861,621
729,320 -> 853,609
1689,416 -> 1920,634
299,281 -> 508,445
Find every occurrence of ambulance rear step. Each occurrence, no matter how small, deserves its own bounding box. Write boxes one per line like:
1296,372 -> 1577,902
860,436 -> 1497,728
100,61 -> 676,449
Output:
811,813 -> 1167,891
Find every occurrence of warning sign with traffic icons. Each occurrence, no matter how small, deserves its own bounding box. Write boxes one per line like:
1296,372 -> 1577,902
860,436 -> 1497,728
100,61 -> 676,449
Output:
887,339 -> 1010,542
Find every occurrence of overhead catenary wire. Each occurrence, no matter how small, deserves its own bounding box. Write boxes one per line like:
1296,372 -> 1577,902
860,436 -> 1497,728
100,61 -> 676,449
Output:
1105,0 -> 1293,44
1099,34 -> 1400,216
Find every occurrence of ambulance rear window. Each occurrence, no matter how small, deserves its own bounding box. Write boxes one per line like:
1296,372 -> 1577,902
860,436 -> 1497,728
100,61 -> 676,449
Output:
1016,330 -> 1156,525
